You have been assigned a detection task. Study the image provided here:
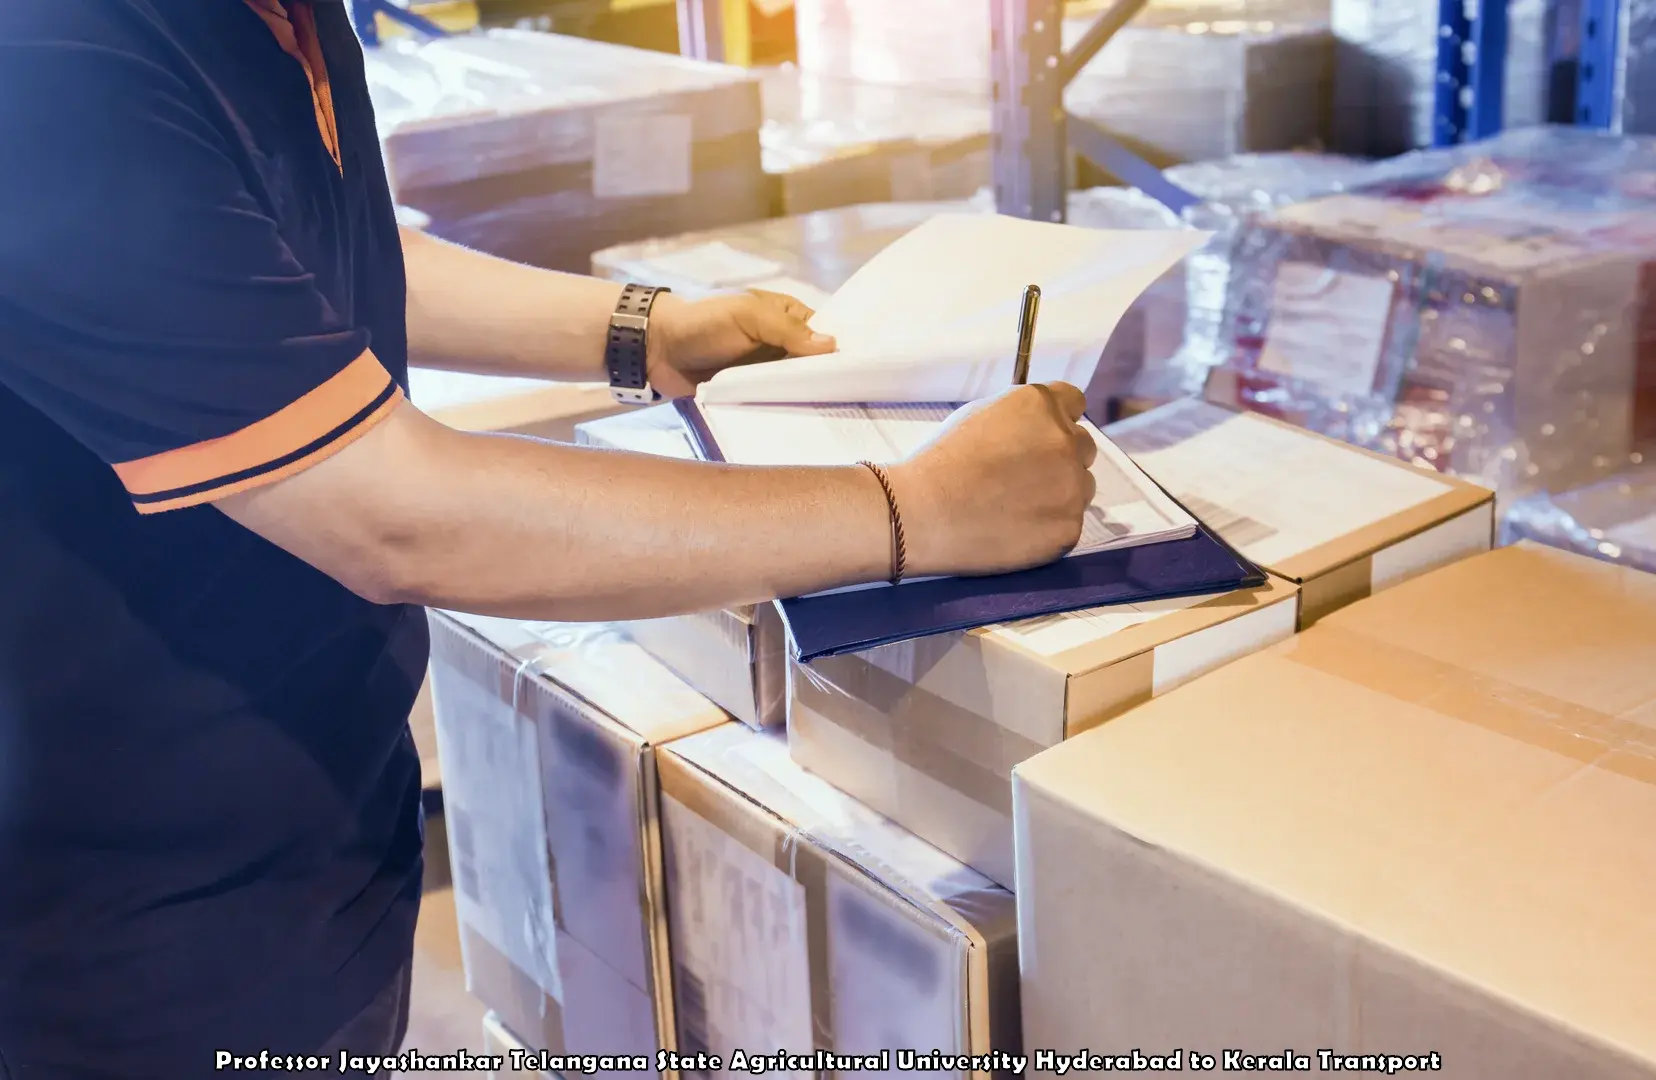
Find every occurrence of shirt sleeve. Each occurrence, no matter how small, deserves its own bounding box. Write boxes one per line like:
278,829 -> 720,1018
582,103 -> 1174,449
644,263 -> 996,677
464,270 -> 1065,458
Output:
0,26 -> 402,514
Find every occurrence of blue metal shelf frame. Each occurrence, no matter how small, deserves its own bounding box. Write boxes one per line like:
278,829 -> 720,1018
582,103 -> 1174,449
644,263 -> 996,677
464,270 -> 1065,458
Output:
1575,0 -> 1623,126
1433,0 -> 1510,145
989,0 -> 1198,222
350,0 -> 451,47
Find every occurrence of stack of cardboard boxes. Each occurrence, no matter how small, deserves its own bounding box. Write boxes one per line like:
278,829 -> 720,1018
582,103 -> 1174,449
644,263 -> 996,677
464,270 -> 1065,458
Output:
432,380 -> 1648,1080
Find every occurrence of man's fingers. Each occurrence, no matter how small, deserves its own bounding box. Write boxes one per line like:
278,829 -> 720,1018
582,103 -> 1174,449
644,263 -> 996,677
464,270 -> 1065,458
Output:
1073,427 -> 1099,468
749,288 -> 816,323
741,296 -> 836,357
1037,381 -> 1088,422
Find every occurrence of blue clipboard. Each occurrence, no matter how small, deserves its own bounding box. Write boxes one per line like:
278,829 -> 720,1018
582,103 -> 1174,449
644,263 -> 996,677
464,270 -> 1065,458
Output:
673,399 -> 1267,662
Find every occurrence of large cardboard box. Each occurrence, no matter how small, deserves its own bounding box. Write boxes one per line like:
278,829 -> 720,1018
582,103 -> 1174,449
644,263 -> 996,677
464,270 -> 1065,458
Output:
659,724 -> 1021,1078
758,67 -> 990,217
575,406 -> 789,730
366,31 -> 768,274
1206,179 -> 1656,497
789,576 -> 1300,887
1013,543 -> 1656,1077
429,612 -> 728,1071
1108,397 -> 1496,628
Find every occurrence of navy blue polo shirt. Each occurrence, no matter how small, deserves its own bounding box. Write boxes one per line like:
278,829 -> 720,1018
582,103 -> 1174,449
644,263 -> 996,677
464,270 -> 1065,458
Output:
0,1 -> 427,1074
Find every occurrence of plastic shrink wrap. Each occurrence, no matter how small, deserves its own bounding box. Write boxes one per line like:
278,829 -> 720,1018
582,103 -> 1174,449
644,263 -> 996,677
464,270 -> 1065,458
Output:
1203,127 -> 1656,502
1502,463 -> 1656,573
792,0 -> 1333,163
758,66 -> 991,216
1329,0 -> 1552,156
364,30 -> 768,273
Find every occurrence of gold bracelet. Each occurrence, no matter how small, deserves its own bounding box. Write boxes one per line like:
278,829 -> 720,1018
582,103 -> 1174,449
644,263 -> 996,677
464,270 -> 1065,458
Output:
858,461 -> 906,584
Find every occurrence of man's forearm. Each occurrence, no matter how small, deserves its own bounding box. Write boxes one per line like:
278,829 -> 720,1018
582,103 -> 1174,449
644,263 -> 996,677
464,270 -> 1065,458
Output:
219,404 -> 894,621
400,226 -> 623,382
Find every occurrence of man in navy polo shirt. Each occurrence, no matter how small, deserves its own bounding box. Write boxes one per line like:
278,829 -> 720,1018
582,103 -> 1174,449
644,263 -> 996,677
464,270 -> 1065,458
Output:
0,1 -> 1097,1075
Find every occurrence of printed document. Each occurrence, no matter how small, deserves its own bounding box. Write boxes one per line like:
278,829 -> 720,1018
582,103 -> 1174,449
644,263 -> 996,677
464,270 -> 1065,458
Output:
695,212 -> 1209,405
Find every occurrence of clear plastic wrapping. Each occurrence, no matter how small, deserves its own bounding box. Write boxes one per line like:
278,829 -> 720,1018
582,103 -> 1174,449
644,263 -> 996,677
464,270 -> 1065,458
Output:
1329,0 -> 1552,156
1204,126 -> 1656,501
792,0 -> 1332,163
363,30 -> 767,272
757,66 -> 992,215
1501,463 -> 1656,572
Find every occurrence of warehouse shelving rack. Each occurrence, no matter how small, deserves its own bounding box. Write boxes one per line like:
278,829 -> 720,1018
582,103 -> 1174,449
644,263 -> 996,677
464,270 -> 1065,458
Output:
989,0 -> 1651,223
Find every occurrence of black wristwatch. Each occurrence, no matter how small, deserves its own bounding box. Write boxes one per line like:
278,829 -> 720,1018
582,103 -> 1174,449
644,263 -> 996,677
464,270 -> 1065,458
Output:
605,283 -> 671,405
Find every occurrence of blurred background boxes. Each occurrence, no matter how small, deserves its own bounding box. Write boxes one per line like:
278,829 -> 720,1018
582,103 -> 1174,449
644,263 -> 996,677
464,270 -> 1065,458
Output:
658,724 -> 1020,1073
367,30 -> 769,272
788,576 -> 1299,887
1203,129 -> 1656,500
1013,544 -> 1656,1077
428,612 -> 727,1067
1503,461 -> 1656,573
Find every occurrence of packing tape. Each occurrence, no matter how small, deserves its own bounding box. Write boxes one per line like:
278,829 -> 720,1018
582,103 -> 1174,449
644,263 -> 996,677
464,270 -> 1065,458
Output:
1281,628 -> 1656,786
791,656 -> 1047,817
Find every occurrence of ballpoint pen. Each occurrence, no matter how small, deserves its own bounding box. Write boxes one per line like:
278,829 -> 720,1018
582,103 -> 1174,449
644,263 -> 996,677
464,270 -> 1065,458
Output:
1012,284 -> 1041,385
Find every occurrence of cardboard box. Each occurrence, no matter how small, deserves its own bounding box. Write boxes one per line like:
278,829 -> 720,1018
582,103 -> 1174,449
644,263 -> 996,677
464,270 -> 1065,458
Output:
366,31 -> 768,274
429,612 -> 728,1071
482,1013 -> 547,1079
575,406 -> 789,729
1108,397 -> 1496,628
1207,179 -> 1656,497
1013,543 -> 1656,1077
789,575 -> 1300,887
758,67 -> 990,217
659,724 -> 1021,1078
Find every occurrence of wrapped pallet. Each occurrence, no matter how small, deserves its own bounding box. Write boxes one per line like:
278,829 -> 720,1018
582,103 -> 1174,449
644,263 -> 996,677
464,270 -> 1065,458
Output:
1503,463 -> 1656,574
365,30 -> 767,273
792,0 -> 1333,164
1205,127 -> 1656,499
759,67 -> 991,216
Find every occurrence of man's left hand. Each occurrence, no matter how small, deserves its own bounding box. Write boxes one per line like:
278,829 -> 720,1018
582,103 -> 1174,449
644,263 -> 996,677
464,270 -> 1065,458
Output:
646,289 -> 837,399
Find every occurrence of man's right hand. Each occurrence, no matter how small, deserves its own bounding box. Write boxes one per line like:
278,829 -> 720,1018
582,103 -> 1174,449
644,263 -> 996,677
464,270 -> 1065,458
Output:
889,382 -> 1099,579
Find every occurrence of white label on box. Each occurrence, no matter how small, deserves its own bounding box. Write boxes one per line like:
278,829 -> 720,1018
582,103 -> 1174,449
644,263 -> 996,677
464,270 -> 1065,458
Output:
627,242 -> 786,290
827,877 -> 958,1074
1258,261 -> 1394,397
1113,401 -> 1451,566
663,795 -> 813,1075
592,112 -> 694,200
1000,593 -> 1212,657
1150,594 -> 1298,696
432,667 -> 563,1003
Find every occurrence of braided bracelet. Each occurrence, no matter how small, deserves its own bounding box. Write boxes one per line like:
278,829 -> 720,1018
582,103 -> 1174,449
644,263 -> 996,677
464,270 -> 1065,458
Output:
858,460 -> 907,584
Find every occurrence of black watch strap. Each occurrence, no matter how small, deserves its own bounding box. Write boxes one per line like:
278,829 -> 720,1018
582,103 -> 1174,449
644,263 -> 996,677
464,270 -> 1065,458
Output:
606,283 -> 669,404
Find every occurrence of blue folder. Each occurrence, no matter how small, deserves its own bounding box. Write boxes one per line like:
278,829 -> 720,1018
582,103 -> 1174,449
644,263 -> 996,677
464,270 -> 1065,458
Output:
674,399 -> 1267,662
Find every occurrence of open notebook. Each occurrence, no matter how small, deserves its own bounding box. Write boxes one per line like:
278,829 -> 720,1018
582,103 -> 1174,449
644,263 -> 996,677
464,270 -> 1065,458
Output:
669,213 -> 1263,660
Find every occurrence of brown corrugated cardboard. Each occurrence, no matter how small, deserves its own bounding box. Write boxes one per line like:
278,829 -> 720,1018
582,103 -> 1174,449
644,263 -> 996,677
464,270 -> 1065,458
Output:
429,613 -> 728,1075
1013,543 -> 1656,1078
575,406 -> 788,729
788,575 -> 1300,888
659,724 -> 1021,1080
1108,396 -> 1497,628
